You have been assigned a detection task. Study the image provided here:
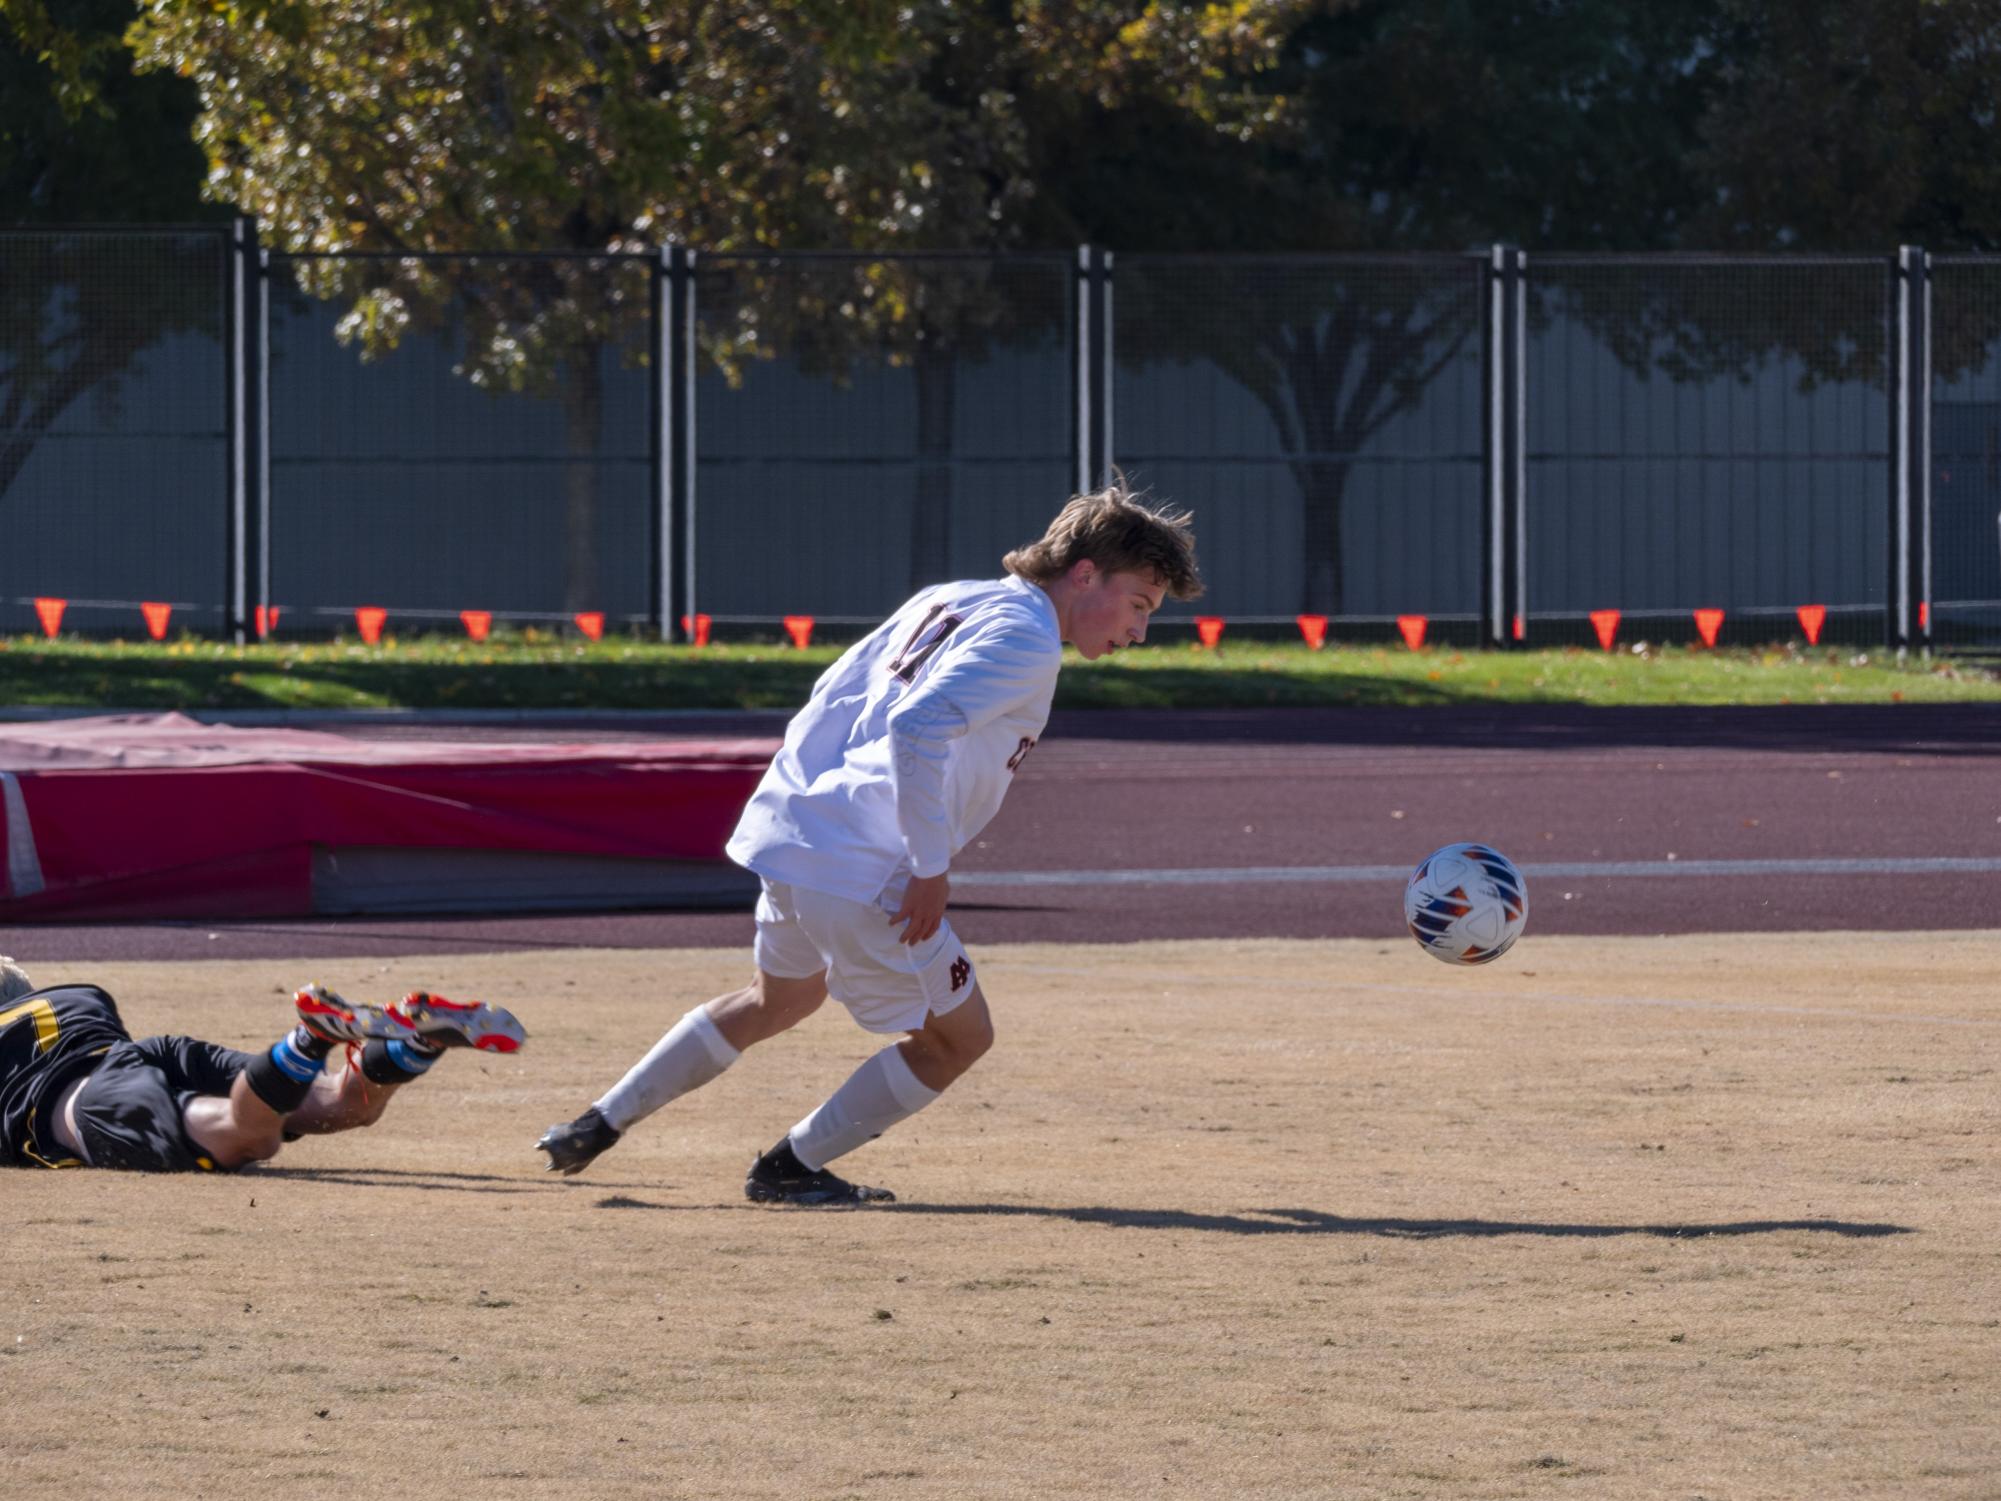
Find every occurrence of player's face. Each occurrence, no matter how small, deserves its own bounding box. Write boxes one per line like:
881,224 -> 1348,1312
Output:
1068,566 -> 1167,660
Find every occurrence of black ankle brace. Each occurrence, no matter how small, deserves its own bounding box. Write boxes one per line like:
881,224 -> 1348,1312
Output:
358,1038 -> 428,1084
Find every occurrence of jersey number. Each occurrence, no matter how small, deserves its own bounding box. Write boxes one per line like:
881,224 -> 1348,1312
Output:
0,997 -> 59,1055
888,605 -> 963,683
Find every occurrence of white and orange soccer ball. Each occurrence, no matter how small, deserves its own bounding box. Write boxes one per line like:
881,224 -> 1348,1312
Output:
1403,843 -> 1528,965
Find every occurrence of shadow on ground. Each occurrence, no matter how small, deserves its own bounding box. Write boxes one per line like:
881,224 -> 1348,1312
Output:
583,1194 -> 1914,1238
893,1202 -> 1917,1238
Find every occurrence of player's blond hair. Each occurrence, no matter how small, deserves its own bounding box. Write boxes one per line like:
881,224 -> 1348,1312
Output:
0,956 -> 33,1005
1003,479 -> 1204,600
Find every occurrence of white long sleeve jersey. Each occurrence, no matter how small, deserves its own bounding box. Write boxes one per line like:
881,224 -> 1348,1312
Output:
726,574 -> 1062,905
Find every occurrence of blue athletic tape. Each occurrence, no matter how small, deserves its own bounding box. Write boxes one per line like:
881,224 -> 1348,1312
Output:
270,1037 -> 323,1083
387,1039 -> 439,1073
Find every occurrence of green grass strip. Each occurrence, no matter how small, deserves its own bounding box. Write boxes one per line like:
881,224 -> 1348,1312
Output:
1,633 -> 1996,712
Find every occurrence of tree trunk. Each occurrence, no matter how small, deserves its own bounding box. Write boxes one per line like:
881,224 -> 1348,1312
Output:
1298,457 -> 1353,616
0,351 -> 121,503
910,329 -> 956,588
560,346 -> 604,616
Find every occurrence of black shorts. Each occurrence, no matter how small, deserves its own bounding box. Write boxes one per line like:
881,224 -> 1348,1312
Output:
70,1034 -> 255,1173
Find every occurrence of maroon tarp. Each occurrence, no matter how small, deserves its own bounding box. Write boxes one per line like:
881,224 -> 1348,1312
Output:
0,714 -> 777,920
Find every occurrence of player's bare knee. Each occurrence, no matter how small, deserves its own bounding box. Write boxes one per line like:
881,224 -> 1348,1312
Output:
953,1007 -> 995,1066
711,972 -> 825,1051
754,971 -> 826,1022
908,999 -> 993,1084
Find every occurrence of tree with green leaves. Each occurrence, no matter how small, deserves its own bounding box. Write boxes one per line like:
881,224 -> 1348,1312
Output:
125,1 -> 1313,608
1060,0 -> 1732,614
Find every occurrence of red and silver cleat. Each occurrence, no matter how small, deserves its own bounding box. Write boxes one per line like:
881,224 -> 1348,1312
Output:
390,991 -> 527,1053
294,983 -> 414,1044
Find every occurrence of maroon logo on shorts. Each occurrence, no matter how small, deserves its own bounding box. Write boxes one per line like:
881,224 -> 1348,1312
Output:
949,956 -> 971,992
1006,736 -> 1036,772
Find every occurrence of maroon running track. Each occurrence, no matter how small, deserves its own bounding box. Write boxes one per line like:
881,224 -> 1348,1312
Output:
5,705 -> 1999,963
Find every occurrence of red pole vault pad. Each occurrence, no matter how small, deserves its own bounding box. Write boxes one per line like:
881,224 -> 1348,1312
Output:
0,714 -> 778,919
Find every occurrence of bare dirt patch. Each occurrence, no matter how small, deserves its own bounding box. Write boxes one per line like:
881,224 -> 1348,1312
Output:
4,932 -> 1998,1499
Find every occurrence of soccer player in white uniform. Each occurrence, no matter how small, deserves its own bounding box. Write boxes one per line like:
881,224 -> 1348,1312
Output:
537,483 -> 1202,1203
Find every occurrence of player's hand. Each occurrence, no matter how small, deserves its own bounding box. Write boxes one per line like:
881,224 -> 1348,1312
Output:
890,872 -> 950,946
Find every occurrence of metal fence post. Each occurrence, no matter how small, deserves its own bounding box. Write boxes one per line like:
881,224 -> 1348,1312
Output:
1097,248 -> 1115,487
1904,245 -> 1932,653
1482,247 -> 1502,645
1074,246 -> 1093,497
225,216 -> 259,644
1890,246 -> 1916,652
651,246 -> 671,639
1509,248 -> 1527,645
667,243 -> 697,640
1483,245 -> 1529,648
253,244 -> 271,641
1072,244 -> 1116,493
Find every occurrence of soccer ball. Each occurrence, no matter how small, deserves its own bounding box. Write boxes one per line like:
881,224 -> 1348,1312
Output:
1403,843 -> 1528,965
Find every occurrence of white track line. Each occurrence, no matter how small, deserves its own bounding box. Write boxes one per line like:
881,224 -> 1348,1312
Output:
956,856 -> 2001,888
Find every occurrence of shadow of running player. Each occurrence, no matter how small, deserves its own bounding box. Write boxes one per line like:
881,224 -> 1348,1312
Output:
577,1194 -> 1912,1239
877,1203 -> 1914,1238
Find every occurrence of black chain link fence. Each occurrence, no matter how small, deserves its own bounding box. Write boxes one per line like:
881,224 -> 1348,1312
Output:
693,253 -> 1074,625
0,230 -> 228,635
3,230 -> 1997,648
1928,258 -> 2001,649
268,253 -> 655,631
1114,255 -> 1485,632
1525,256 -> 1893,648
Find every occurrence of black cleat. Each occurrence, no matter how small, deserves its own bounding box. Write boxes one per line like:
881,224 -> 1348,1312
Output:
536,1106 -> 621,1176
744,1138 -> 895,1206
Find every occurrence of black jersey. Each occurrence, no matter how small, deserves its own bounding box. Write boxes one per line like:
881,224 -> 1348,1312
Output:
0,984 -> 131,1168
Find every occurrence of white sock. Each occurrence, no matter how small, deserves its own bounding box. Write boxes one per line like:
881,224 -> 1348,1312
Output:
594,1005 -> 740,1133
788,1045 -> 940,1171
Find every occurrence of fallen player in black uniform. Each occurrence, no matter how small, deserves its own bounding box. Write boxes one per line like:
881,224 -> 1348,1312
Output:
0,957 -> 524,1172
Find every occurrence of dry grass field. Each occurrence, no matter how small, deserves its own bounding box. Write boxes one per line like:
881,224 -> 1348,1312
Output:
4,933 -> 1998,1500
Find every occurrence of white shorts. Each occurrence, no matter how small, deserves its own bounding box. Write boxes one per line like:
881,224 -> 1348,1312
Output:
752,876 -> 979,1036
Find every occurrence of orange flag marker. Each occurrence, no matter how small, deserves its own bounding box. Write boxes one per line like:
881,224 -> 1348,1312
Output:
1796,603 -> 1826,645
573,611 -> 604,641
1919,601 -> 1930,630
254,604 -> 281,639
1194,616 -> 1225,648
355,606 -> 387,645
460,610 -> 492,642
33,598 -> 65,638
1693,607 -> 1725,647
783,615 -> 815,649
680,612 -> 712,647
1589,609 -> 1620,651
1396,614 -> 1428,651
140,602 -> 172,640
1296,613 -> 1328,650
1512,613 -> 1525,642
